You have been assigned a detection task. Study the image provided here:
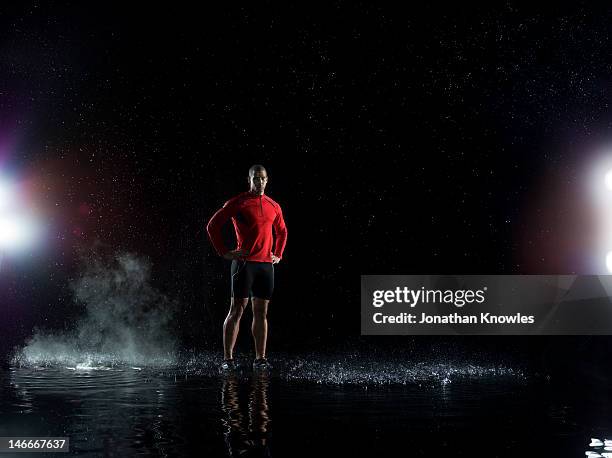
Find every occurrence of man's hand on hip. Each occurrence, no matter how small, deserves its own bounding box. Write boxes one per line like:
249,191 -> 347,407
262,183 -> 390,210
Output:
271,254 -> 281,264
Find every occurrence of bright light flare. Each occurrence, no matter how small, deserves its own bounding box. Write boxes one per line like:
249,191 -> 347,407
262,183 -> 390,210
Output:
0,179 -> 14,210
606,169 -> 612,191
586,151 -> 612,273
0,213 -> 42,253
607,251 -> 612,273
0,175 -> 44,258
0,218 -> 20,245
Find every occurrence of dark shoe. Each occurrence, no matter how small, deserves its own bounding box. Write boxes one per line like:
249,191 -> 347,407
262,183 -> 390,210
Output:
252,358 -> 272,371
219,359 -> 237,373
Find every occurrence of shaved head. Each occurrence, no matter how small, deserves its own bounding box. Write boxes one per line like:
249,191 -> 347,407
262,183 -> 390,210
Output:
248,164 -> 267,176
247,165 -> 268,195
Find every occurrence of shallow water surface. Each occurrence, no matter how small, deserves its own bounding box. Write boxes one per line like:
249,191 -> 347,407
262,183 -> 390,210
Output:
0,353 -> 609,456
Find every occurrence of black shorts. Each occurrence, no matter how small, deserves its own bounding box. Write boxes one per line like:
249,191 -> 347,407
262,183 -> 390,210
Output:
231,260 -> 274,300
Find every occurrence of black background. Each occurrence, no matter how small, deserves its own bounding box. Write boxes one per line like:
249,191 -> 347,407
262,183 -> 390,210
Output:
2,3 -> 612,376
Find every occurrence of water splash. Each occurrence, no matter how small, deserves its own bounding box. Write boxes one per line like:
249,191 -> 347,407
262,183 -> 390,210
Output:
179,351 -> 527,386
280,354 -> 525,386
11,348 -> 177,369
13,249 -> 178,367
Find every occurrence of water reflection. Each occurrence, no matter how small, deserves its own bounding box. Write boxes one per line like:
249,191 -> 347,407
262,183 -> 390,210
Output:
4,352 -> 607,456
4,366 -> 186,456
221,373 -> 272,457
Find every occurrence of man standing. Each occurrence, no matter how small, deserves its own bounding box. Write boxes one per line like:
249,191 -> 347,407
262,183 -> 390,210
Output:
206,164 -> 288,372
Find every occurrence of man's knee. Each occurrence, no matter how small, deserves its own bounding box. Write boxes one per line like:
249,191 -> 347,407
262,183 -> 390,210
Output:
229,297 -> 249,319
252,298 -> 269,320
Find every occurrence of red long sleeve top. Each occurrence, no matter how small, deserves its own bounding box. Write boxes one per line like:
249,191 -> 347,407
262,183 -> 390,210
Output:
206,191 -> 288,263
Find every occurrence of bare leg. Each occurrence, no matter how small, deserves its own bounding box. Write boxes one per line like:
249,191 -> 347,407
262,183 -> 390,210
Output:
251,297 -> 270,359
223,297 -> 249,360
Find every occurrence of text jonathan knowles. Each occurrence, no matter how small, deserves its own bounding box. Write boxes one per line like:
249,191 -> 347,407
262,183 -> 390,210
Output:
372,312 -> 535,324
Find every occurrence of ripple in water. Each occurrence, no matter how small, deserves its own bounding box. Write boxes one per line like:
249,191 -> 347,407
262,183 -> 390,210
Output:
11,348 -> 176,369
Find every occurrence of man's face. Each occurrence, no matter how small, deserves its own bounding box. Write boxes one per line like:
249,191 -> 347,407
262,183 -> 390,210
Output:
249,170 -> 268,194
